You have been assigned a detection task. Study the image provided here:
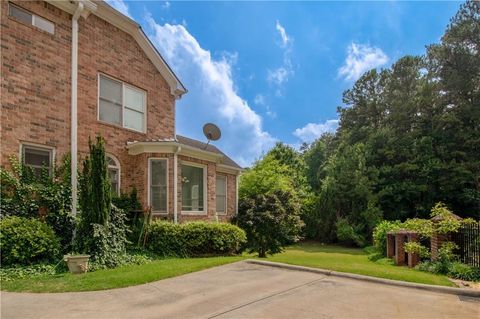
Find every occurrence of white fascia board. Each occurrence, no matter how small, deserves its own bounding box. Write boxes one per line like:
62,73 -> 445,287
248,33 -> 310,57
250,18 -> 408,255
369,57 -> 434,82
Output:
126,141 -> 223,163
216,164 -> 243,175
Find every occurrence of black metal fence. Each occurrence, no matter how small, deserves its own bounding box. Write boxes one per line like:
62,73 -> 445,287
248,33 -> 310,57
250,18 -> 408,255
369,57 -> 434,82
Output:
452,223 -> 480,267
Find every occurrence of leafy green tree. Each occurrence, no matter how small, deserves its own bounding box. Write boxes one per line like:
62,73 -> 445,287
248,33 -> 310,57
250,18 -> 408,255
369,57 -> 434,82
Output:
235,190 -> 303,257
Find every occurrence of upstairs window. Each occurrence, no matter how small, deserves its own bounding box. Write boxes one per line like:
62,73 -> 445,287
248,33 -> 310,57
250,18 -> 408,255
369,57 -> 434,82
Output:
8,3 -> 55,34
98,74 -> 146,133
21,144 -> 53,176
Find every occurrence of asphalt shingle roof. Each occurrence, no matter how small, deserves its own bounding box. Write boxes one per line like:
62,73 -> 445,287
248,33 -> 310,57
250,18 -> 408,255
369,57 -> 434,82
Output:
176,135 -> 242,169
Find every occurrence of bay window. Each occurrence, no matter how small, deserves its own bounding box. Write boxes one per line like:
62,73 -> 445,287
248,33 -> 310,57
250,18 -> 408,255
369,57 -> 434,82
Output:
216,175 -> 227,214
98,74 -> 146,133
181,164 -> 205,213
149,159 -> 168,213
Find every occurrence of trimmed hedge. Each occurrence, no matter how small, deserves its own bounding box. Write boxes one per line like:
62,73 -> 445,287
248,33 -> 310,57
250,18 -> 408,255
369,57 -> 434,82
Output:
0,216 -> 61,266
146,221 -> 246,257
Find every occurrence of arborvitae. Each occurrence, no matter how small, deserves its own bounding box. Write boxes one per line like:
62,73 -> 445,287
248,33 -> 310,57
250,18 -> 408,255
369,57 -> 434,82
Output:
79,136 -> 111,226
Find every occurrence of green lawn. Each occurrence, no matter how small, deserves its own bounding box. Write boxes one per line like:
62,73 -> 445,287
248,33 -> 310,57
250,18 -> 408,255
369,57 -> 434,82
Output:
1,256 -> 244,293
262,242 -> 453,287
1,243 -> 453,293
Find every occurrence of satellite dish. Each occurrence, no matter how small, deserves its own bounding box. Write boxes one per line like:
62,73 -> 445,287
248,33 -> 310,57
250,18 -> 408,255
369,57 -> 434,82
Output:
203,123 -> 221,149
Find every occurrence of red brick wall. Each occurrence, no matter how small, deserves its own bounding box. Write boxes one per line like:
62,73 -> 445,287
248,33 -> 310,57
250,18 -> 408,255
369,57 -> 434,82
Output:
1,1 -> 175,191
1,1 -> 237,222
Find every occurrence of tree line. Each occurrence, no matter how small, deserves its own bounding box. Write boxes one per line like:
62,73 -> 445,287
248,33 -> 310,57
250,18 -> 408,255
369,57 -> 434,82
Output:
238,1 -> 479,247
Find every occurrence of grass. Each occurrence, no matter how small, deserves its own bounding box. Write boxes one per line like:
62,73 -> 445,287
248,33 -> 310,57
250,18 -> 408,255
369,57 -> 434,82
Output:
1,256 -> 244,293
1,243 -> 453,292
262,242 -> 453,287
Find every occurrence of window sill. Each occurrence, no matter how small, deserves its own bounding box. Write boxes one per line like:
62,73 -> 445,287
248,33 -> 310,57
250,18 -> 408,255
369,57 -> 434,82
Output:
152,212 -> 168,215
97,120 -> 146,135
181,211 -> 207,216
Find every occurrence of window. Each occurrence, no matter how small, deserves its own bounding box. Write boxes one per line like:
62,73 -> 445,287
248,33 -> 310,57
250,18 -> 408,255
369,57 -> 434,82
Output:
216,175 -> 227,214
149,159 -> 168,213
107,155 -> 120,196
21,144 -> 53,176
181,164 -> 205,213
98,74 -> 146,133
8,3 -> 55,34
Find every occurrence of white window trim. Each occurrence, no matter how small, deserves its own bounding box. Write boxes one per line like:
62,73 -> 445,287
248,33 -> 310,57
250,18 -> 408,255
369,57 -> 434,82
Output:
216,174 -> 227,215
180,161 -> 207,215
106,154 -> 121,196
148,158 -> 169,215
97,73 -> 147,134
19,142 -> 55,175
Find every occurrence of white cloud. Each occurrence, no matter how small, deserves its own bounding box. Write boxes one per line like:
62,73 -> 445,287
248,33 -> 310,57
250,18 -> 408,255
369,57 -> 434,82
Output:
275,20 -> 290,48
145,14 -> 276,167
105,0 -> 132,18
293,119 -> 339,143
267,67 -> 289,86
254,94 -> 276,118
268,20 -> 294,96
338,43 -> 389,81
162,1 -> 170,9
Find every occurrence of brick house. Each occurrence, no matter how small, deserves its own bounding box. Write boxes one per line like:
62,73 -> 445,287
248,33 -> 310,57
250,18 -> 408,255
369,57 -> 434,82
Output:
1,0 -> 242,223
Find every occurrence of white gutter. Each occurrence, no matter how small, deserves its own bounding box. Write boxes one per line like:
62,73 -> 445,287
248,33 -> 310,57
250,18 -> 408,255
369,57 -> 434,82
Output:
173,146 -> 181,224
70,2 -> 84,217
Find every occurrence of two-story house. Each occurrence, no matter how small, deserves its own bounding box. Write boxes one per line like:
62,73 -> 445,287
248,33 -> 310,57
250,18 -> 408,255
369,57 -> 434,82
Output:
1,0 -> 242,223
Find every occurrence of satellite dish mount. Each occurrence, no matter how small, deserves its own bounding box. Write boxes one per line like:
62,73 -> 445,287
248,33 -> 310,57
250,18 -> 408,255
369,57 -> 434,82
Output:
203,123 -> 221,149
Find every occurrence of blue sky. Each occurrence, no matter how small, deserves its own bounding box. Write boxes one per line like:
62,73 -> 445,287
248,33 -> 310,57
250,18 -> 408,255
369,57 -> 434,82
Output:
106,0 -> 460,167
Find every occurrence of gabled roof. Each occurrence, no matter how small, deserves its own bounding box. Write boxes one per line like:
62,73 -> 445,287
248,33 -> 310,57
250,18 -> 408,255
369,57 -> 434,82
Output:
176,135 -> 242,170
47,0 -> 187,98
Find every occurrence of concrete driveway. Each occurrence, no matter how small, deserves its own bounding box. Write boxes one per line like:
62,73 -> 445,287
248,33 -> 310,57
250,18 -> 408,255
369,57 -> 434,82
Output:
1,261 -> 478,319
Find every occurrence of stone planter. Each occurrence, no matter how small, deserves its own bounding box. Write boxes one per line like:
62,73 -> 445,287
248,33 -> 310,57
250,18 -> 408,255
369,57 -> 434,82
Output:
64,255 -> 90,274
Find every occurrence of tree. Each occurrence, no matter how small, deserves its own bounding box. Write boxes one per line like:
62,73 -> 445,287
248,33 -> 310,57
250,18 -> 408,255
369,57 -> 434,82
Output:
79,136 -> 111,226
235,190 -> 303,257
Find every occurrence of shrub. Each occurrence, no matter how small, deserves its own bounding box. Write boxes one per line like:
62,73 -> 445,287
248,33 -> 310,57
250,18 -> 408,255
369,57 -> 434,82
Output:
146,221 -> 246,257
235,190 -> 303,257
335,218 -> 366,247
0,216 -> 60,266
404,242 -> 430,258
437,241 -> 458,273
447,262 -> 480,282
372,220 -> 402,255
0,155 -> 71,218
75,206 -> 129,269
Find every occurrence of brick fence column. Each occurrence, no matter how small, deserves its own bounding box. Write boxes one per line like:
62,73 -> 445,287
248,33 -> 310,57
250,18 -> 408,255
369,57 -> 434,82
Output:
395,233 -> 406,266
387,233 -> 395,258
407,233 -> 420,268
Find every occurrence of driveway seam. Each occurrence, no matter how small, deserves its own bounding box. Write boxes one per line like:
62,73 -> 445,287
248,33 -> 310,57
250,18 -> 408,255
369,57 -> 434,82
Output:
206,276 -> 328,318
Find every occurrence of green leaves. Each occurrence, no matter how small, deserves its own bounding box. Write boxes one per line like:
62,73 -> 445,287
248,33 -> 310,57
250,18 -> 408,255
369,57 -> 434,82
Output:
236,190 -> 304,257
0,216 -> 60,266
146,222 -> 246,257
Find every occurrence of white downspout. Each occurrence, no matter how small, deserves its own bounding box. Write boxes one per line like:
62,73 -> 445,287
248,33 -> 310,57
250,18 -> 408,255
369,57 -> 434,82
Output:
173,146 -> 181,224
71,2 -> 84,217
235,174 -> 239,215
